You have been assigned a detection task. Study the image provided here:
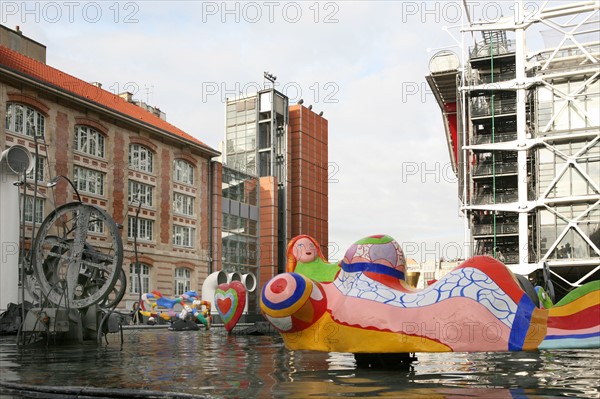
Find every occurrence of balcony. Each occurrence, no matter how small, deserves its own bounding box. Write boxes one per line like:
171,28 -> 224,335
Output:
471,131 -> 517,145
472,162 -> 518,177
502,253 -> 520,264
472,191 -> 518,205
534,41 -> 600,71
470,71 -> 516,86
470,98 -> 517,118
470,39 -> 516,59
472,223 -> 518,236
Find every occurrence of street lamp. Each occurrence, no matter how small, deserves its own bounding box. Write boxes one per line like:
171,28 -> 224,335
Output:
47,175 -> 82,202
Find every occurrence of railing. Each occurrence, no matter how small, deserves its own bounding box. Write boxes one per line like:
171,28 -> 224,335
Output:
470,98 -> 517,117
472,162 -> 518,177
503,253 -> 519,264
470,71 -> 516,85
471,131 -> 517,145
472,191 -> 518,205
535,42 -> 600,65
470,39 -> 516,59
472,223 -> 518,236
473,251 -> 519,264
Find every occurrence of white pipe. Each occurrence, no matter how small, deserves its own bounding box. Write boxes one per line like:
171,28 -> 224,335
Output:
0,145 -> 33,311
242,273 -> 257,293
201,271 -> 227,315
242,272 -> 257,314
227,272 -> 242,283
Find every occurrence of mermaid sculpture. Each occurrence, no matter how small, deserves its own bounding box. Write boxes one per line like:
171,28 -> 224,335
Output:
260,234 -> 600,354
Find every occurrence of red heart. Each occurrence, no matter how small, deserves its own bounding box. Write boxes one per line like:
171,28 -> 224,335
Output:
217,297 -> 232,314
215,281 -> 247,332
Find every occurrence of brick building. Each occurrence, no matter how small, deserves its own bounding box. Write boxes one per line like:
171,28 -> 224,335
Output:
1,26 -> 330,315
0,25 -> 221,311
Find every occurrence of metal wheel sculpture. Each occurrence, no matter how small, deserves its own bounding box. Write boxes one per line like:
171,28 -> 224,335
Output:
98,268 -> 127,309
32,203 -> 123,309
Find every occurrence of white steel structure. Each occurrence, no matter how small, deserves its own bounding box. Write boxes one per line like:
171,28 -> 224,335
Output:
427,1 -> 599,299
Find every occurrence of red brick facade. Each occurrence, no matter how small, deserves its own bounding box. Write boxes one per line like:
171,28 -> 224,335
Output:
1,45 -> 220,311
288,105 -> 329,258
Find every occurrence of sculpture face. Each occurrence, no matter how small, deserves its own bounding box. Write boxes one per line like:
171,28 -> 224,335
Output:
293,237 -> 317,263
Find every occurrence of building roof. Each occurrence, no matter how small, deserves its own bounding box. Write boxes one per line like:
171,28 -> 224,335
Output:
0,45 -> 218,155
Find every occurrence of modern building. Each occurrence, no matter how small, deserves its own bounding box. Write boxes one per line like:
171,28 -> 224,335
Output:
222,83 -> 329,279
427,1 -> 599,299
0,25 -> 221,311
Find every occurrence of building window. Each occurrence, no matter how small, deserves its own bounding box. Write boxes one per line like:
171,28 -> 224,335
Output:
87,209 -> 105,234
26,155 -> 45,182
173,192 -> 194,216
73,166 -> 105,196
5,103 -> 45,138
173,225 -> 194,247
129,144 -> 154,173
128,180 -> 154,207
74,126 -> 105,158
129,263 -> 150,294
174,159 -> 194,185
174,268 -> 191,295
24,196 -> 44,223
128,216 -> 154,241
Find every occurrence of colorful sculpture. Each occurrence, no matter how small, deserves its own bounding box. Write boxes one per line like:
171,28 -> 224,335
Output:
214,281 -> 247,332
286,235 -> 340,282
260,234 -> 600,354
140,290 -> 211,328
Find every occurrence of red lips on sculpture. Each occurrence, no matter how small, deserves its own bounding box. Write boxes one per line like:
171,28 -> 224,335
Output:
215,281 -> 247,332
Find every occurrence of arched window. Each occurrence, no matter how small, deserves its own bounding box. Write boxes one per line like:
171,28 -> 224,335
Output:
74,125 -> 105,158
174,268 -> 191,295
129,263 -> 150,294
129,144 -> 154,173
5,103 -> 45,138
173,159 -> 194,185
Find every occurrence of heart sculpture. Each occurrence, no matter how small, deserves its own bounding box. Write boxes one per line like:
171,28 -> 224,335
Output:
215,281 -> 247,332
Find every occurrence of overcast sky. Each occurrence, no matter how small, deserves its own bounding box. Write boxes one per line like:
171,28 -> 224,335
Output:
3,1 -> 558,263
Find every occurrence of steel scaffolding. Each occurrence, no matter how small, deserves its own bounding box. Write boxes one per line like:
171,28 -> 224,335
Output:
427,1 -> 600,298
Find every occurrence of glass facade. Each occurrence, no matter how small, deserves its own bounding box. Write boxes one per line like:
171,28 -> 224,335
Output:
221,166 -> 259,274
535,77 -> 600,262
226,97 -> 257,175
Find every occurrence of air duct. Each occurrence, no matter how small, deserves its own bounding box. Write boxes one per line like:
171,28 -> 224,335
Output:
227,272 -> 242,284
242,273 -> 257,314
0,145 -> 33,311
201,270 -> 227,316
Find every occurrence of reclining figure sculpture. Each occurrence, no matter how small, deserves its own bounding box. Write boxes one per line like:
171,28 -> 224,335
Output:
260,234 -> 599,355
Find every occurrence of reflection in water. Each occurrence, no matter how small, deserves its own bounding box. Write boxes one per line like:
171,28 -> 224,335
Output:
0,330 -> 598,398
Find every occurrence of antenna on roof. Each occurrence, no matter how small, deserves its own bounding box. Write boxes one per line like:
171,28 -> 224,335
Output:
144,85 -> 154,104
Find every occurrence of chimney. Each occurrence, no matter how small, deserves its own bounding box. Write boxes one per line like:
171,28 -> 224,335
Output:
0,25 -> 46,63
119,92 -> 134,102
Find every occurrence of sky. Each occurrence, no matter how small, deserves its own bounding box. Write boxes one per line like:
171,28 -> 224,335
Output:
2,1 -> 556,263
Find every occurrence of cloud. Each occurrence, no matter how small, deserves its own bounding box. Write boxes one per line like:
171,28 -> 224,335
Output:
4,1 -> 465,262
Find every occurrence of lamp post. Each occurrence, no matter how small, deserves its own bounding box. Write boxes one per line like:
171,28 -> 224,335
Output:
47,175 -> 82,203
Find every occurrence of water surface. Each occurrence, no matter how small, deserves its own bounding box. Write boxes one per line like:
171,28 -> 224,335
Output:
0,329 -> 598,398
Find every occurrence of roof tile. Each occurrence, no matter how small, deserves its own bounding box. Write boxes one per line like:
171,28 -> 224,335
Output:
0,45 -> 217,154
